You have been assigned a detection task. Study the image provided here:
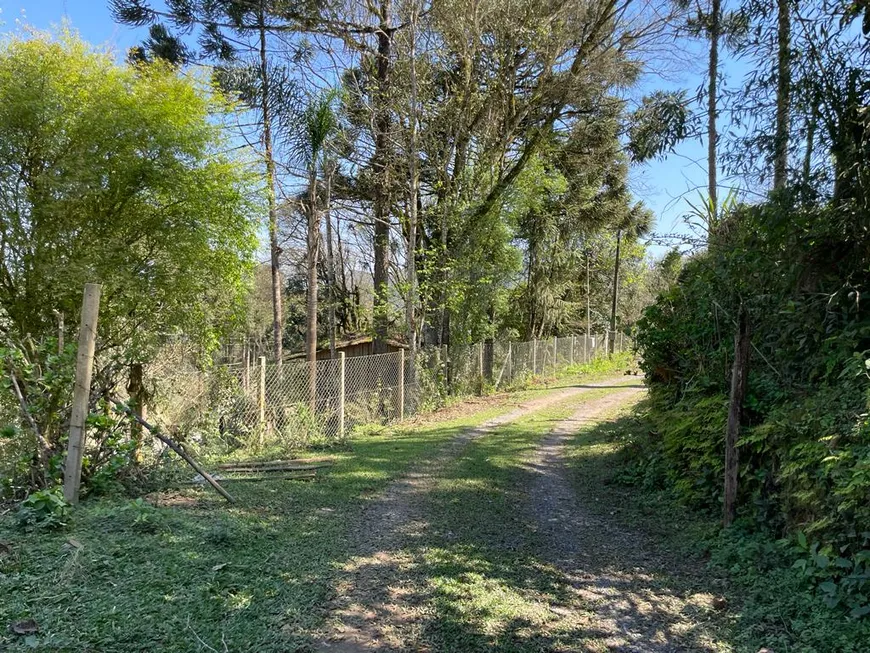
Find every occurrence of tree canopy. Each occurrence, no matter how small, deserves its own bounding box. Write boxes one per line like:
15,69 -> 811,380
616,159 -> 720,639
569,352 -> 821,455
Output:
0,31 -> 259,356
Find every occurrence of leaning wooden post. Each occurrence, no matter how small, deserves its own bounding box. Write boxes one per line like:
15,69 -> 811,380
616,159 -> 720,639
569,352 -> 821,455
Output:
63,283 -> 101,505
724,308 -> 751,527
398,349 -> 405,420
258,356 -> 266,427
338,352 -> 346,439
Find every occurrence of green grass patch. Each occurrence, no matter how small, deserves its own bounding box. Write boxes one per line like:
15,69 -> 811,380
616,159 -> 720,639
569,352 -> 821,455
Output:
0,365 -> 629,652
0,397 -> 531,651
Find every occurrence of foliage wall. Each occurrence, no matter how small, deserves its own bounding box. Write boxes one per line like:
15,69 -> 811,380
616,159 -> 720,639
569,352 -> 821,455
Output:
634,197 -> 870,616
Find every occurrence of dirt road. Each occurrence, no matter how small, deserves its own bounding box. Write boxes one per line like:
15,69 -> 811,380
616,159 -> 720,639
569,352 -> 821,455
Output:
315,380 -> 729,652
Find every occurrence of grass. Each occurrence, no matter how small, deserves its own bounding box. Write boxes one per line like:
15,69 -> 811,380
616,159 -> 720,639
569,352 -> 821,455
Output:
377,382 -> 658,651
0,363 -> 629,652
561,407 -> 870,653
416,392 -> 613,651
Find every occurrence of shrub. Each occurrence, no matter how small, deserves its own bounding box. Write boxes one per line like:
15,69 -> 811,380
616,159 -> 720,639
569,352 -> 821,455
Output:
15,486 -> 70,530
633,198 -> 870,617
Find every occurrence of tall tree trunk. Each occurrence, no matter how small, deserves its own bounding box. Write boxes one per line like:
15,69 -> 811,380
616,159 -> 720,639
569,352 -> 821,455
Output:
773,0 -> 791,190
306,166 -> 319,410
802,102 -> 816,190
258,11 -> 282,365
724,307 -> 751,526
324,162 -> 337,359
586,248 -> 591,337
405,1 -> 420,376
437,213 -> 449,348
708,0 -> 720,227
609,229 -> 621,356
336,218 -> 349,329
372,2 -> 394,355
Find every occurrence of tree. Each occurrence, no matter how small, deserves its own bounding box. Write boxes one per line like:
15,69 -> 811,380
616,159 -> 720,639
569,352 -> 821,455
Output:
402,0 -> 422,365
609,204 -> 653,354
773,0 -> 791,189
708,0 -> 722,215
0,31 -> 256,471
111,0 -> 308,364
409,0 -> 677,347
291,91 -> 340,405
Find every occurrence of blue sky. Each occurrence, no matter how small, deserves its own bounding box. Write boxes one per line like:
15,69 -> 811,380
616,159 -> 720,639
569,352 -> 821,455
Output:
0,0 -> 746,255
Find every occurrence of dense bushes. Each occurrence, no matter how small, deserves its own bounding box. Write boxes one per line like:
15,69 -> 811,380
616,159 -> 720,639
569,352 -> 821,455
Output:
633,197 -> 870,615
0,32 -> 257,498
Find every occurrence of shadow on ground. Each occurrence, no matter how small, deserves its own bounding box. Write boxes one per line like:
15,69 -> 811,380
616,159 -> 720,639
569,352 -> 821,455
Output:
313,408 -> 730,653
0,422 -> 479,652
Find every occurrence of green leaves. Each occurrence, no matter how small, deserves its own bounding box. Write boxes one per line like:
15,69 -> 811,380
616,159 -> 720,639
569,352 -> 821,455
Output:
0,31 -> 257,355
14,486 -> 70,531
627,91 -> 693,162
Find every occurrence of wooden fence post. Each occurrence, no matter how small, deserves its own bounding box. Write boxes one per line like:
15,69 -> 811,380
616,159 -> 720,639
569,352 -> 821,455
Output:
552,336 -> 558,375
127,362 -> 147,464
477,342 -> 484,395
63,283 -> 101,505
339,352 -> 346,439
243,345 -> 250,392
507,341 -> 512,383
398,349 -> 405,420
532,338 -> 538,375
724,309 -> 751,527
259,356 -> 266,427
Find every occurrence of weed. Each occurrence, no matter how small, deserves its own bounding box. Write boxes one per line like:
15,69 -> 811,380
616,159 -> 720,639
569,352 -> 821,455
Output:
14,486 -> 70,531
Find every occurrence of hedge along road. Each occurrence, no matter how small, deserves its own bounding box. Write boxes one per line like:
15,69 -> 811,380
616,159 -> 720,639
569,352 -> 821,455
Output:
314,377 -> 732,653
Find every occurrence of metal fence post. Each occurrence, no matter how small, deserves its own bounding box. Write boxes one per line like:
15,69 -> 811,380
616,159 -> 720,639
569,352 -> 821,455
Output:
259,356 -> 266,427
63,283 -> 101,505
398,349 -> 405,420
339,352 -> 346,439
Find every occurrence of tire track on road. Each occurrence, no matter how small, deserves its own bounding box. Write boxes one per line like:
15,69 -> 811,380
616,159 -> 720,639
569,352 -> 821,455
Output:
315,379 -> 630,652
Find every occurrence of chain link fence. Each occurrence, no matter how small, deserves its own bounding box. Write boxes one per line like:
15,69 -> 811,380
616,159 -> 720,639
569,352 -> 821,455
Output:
138,332 -> 631,452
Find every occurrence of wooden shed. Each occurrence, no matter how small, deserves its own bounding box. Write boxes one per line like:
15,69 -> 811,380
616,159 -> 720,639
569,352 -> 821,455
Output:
287,335 -> 407,361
